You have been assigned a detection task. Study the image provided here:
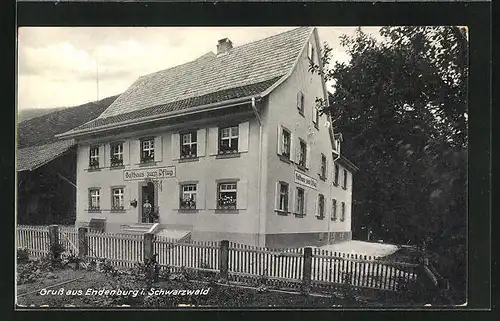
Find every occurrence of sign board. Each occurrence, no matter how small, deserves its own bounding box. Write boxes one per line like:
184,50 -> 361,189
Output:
123,166 -> 176,181
294,170 -> 317,190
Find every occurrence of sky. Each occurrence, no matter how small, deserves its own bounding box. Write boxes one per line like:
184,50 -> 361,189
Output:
17,27 -> 382,111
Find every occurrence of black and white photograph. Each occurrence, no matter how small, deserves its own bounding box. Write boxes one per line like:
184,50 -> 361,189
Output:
15,25 -> 469,309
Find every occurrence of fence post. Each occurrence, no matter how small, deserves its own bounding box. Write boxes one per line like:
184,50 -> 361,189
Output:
144,233 -> 154,263
302,247 -> 312,293
48,224 -> 59,259
219,240 -> 229,282
78,227 -> 88,259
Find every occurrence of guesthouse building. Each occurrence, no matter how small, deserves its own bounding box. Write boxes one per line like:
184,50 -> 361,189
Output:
58,27 -> 358,248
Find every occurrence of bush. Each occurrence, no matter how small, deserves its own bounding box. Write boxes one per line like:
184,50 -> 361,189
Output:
17,248 -> 30,263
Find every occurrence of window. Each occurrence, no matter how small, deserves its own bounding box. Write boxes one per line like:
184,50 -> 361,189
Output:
88,188 -> 100,211
89,146 -> 99,169
219,126 -> 239,154
180,184 -> 197,209
298,140 -> 307,168
181,132 -> 197,159
295,187 -> 305,215
217,182 -> 237,210
331,199 -> 337,221
341,202 -> 346,221
110,143 -> 123,167
297,92 -> 305,115
308,42 -> 315,64
320,154 -> 327,180
343,169 -> 348,189
282,128 -> 291,159
111,187 -> 124,210
141,138 -> 155,163
334,163 -> 339,186
317,194 -> 325,219
278,182 -> 289,212
313,106 -> 320,127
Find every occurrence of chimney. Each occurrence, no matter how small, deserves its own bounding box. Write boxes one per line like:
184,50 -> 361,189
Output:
217,38 -> 233,55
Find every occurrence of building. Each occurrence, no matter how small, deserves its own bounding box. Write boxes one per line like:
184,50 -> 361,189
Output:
58,27 -> 358,248
17,96 -> 118,225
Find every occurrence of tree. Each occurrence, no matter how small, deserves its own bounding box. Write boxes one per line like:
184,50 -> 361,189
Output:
310,26 -> 467,302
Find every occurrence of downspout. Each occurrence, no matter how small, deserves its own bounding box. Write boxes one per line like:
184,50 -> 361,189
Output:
327,119 -> 341,245
250,97 -> 264,247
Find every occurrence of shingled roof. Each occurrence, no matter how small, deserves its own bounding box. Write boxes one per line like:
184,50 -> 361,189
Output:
61,27 -> 314,135
17,95 -> 118,171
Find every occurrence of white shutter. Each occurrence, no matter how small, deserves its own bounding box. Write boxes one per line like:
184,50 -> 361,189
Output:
306,144 -> 311,169
131,139 -> 141,165
171,133 -> 180,160
154,136 -> 163,162
122,141 -> 130,165
98,144 -> 105,168
80,145 -> 89,169
236,180 -> 247,210
206,182 -> 217,210
172,185 -> 180,210
197,128 -> 206,157
124,186 -> 131,210
276,126 -> 282,155
104,143 -> 111,168
290,133 -> 296,163
304,190 -> 309,216
274,182 -> 280,210
314,194 -> 318,216
208,127 -> 219,156
289,187 -> 295,213
238,122 -> 249,153
197,182 -> 206,210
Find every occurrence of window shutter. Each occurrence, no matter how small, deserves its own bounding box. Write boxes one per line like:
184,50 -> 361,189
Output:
312,105 -> 316,124
197,128 -> 206,157
208,127 -> 219,156
81,145 -> 89,168
100,188 -> 110,210
98,145 -> 105,168
296,92 -> 302,111
124,186 -> 131,210
131,140 -> 141,165
154,136 -> 163,162
238,122 -> 249,153
304,190 -> 309,215
274,182 -> 280,210
236,180 -> 247,210
306,144 -> 311,169
318,154 -> 322,176
206,182 -> 217,210
171,133 -> 180,160
122,141 -> 130,165
276,126 -> 282,155
104,143 -> 111,168
290,132 -> 296,163
289,187 -> 295,214
314,194 -> 318,216
172,184 -> 180,210
197,182 -> 206,210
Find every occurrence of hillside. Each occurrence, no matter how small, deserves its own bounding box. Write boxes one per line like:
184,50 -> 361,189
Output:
17,95 -> 119,149
18,107 -> 68,122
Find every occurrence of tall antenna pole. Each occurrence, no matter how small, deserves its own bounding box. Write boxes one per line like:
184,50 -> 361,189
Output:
96,50 -> 99,102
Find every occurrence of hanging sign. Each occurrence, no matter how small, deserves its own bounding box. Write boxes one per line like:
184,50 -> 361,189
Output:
123,166 -> 176,181
294,170 -> 317,190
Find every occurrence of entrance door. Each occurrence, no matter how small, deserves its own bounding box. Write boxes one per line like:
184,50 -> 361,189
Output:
141,182 -> 155,223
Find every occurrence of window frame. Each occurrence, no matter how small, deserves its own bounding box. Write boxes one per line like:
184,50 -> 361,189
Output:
217,181 -> 238,210
180,131 -> 198,159
110,142 -> 124,167
333,163 -> 339,186
308,42 -> 315,64
295,187 -> 305,216
140,137 -> 155,163
89,145 -> 100,169
317,194 -> 325,219
111,187 -> 125,211
297,91 -> 305,115
88,188 -> 101,211
298,139 -> 307,168
331,199 -> 337,221
320,154 -> 327,180
281,128 -> 291,160
343,169 -> 348,190
180,183 -> 197,210
218,126 -> 239,155
341,201 -> 346,222
278,182 -> 289,212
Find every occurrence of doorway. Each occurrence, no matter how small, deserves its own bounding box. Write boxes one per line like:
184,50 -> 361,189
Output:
141,182 -> 155,223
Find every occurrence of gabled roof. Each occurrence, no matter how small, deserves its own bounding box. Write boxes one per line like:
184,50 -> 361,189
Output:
60,27 -> 314,137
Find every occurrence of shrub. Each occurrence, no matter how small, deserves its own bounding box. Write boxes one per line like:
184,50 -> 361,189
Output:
17,248 -> 30,263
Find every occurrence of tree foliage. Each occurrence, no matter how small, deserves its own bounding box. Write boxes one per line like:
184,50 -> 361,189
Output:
310,26 -> 467,302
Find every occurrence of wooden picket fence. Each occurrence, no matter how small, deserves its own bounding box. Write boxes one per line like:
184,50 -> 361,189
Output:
16,225 -> 420,293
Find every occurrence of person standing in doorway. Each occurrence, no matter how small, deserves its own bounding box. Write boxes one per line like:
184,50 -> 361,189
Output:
143,198 -> 152,223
